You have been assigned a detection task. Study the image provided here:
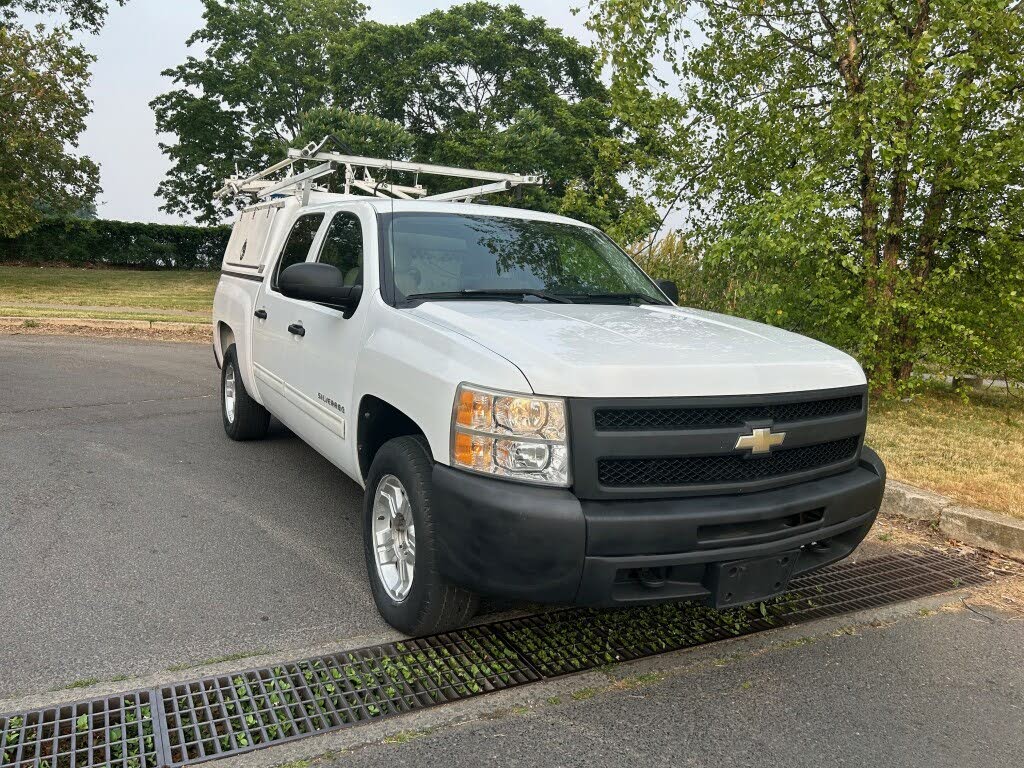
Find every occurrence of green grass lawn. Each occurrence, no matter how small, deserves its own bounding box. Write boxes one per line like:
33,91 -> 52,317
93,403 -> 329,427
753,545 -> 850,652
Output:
0,265 -> 219,314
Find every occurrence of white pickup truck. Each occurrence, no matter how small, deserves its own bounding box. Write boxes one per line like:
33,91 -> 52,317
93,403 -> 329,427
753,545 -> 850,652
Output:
212,150 -> 885,635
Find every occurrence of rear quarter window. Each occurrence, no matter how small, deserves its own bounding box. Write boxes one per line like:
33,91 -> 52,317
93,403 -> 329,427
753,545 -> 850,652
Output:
317,212 -> 364,286
272,213 -> 325,289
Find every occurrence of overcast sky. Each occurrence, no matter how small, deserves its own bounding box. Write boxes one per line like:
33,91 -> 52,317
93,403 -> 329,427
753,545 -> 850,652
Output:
59,0 -> 598,224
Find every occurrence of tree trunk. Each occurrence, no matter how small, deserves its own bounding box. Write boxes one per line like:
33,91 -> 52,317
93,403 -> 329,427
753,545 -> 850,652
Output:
891,167 -> 952,383
859,141 -> 881,301
866,0 -> 931,387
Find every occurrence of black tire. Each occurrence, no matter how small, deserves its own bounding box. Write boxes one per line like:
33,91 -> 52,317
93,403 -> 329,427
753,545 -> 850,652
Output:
221,344 -> 271,441
363,435 -> 479,635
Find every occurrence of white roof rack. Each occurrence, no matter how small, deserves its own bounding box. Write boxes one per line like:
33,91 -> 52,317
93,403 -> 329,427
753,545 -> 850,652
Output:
215,135 -> 543,205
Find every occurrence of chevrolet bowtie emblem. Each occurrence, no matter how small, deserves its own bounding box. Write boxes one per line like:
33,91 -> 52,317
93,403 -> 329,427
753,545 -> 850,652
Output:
735,427 -> 786,455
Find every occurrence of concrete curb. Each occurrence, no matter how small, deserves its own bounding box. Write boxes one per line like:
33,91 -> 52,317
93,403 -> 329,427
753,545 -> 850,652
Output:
882,479 -> 1024,561
881,479 -> 953,522
940,506 -> 1024,560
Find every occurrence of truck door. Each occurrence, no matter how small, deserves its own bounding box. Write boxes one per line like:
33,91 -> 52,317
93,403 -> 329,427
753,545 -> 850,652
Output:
250,212 -> 327,431
274,208 -> 370,472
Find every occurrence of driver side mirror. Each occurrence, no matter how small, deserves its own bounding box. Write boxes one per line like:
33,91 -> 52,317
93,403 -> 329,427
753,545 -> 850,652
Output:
279,262 -> 362,316
655,279 -> 679,304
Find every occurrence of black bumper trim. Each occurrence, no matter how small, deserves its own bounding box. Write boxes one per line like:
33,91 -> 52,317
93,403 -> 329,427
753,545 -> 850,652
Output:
584,449 -> 885,557
431,448 -> 885,607
576,508 -> 877,605
432,466 -> 586,603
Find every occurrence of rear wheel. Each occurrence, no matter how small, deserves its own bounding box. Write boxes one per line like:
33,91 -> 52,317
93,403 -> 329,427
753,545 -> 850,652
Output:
221,344 -> 270,441
363,436 -> 478,635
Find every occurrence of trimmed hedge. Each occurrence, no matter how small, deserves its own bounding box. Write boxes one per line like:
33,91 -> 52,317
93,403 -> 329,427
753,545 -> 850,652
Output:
0,218 -> 232,269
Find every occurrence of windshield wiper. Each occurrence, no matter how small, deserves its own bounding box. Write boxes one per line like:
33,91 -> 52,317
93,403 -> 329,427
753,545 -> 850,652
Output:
573,292 -> 666,305
404,289 -> 574,304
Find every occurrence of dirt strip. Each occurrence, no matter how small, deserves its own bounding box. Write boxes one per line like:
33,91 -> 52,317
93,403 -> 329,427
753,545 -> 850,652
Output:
0,300 -> 211,318
1,317 -> 210,343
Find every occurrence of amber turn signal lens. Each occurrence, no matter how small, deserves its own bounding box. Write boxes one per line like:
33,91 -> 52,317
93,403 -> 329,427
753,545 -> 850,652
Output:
455,389 -> 476,427
455,388 -> 492,430
452,430 -> 493,470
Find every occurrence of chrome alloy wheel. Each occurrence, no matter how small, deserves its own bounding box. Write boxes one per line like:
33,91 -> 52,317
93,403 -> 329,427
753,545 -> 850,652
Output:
372,474 -> 417,602
224,365 -> 237,424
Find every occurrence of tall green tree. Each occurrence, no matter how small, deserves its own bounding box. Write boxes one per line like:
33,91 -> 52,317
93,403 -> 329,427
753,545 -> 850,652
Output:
338,3 -> 657,240
1,0 -> 124,32
151,0 -> 369,223
589,0 -> 1024,390
0,1 -> 123,236
152,2 -> 657,241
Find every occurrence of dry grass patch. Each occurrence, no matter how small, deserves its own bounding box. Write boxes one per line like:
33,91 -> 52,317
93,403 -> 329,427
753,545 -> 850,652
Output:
868,387 -> 1024,520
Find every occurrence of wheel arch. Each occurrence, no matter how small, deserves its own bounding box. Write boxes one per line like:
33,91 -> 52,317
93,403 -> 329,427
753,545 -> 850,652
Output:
357,395 -> 429,481
216,321 -> 236,362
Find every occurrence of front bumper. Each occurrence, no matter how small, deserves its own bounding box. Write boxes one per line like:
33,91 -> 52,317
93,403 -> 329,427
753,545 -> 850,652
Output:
431,447 -> 886,606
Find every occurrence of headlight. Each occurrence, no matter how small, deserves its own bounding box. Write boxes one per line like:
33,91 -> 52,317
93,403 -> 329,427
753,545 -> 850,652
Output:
450,383 -> 570,486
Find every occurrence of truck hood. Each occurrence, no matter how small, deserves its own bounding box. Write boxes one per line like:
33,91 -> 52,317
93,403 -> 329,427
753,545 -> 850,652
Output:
409,302 -> 865,398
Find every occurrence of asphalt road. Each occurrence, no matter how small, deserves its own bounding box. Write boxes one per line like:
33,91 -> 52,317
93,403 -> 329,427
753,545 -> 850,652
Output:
0,335 -> 399,697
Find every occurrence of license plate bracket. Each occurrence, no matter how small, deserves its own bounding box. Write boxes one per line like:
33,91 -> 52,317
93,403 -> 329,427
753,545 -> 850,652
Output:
707,550 -> 801,609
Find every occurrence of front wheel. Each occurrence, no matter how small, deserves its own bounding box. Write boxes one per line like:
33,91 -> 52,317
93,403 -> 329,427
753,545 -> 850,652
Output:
363,436 -> 478,635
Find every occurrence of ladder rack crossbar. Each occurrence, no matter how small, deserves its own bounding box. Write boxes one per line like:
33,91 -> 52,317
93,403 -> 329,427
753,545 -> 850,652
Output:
214,157 -> 296,199
258,161 -> 335,199
290,149 -> 539,184
215,137 -> 543,204
423,180 -> 516,202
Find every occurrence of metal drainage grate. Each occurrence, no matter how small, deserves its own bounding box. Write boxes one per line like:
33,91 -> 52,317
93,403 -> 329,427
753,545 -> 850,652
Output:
0,550 -> 995,767
161,625 -> 536,765
492,550 -> 992,676
0,691 -> 163,768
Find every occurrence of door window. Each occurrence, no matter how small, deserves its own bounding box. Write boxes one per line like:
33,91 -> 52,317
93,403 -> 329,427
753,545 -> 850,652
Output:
272,213 -> 325,289
317,212 -> 364,286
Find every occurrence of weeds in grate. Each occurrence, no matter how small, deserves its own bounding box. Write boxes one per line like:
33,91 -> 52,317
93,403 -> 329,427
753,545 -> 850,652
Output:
497,597 -> 798,677
162,626 -> 537,764
1,693 -> 158,768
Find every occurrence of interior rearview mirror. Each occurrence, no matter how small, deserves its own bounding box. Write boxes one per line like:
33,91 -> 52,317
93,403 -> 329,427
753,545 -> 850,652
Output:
655,279 -> 679,304
279,262 -> 362,316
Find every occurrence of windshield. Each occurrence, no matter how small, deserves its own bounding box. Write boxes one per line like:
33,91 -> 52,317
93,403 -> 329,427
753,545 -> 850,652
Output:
386,213 -> 667,305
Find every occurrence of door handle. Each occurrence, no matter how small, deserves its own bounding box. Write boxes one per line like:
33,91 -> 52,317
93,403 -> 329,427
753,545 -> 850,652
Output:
254,308 -> 267,319
287,323 -> 305,337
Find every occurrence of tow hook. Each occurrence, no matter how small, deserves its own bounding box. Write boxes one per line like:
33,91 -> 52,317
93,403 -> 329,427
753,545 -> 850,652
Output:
639,567 -> 667,590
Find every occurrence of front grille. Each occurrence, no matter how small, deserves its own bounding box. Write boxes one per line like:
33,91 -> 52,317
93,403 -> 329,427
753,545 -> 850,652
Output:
594,395 -> 863,432
570,388 -> 868,498
597,436 -> 859,488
